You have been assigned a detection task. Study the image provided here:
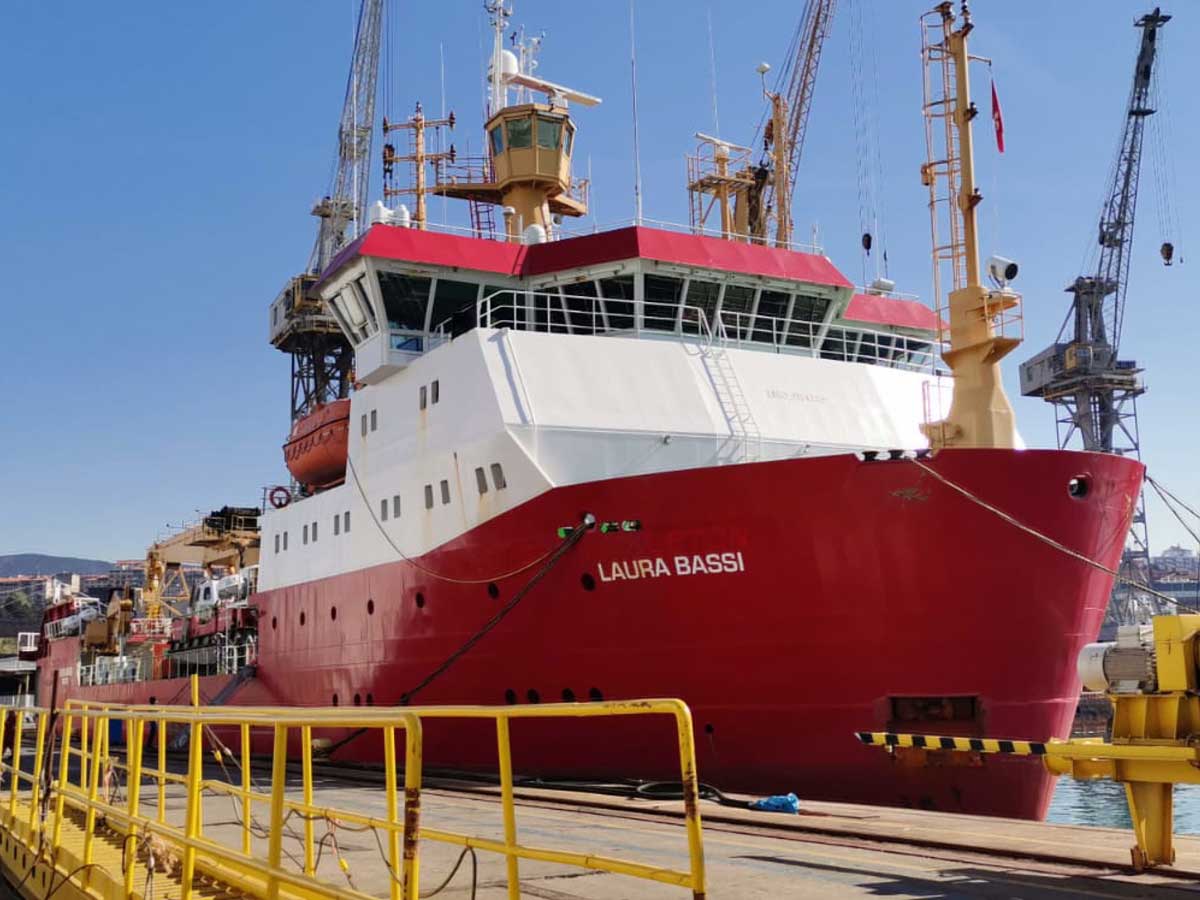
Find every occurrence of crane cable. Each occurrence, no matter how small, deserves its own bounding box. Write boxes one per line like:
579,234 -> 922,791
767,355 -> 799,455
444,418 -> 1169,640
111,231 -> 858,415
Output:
910,459 -> 1197,613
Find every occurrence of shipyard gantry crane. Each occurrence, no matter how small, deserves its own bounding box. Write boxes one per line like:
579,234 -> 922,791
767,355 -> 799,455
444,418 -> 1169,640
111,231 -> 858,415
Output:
1019,8 -> 1170,627
687,0 -> 837,249
268,0 -> 384,423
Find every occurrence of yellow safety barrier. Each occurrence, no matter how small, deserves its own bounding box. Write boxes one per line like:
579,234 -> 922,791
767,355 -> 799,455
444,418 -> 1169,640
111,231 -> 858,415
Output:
0,691 -> 707,899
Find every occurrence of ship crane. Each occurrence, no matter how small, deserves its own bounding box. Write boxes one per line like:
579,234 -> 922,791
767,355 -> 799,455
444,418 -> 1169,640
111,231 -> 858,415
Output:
1019,8 -> 1171,626
686,0 -> 837,249
268,0 -> 384,424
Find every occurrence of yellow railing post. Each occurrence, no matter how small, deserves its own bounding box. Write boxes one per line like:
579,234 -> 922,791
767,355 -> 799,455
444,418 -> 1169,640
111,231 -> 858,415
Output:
266,724 -> 288,900
28,709 -> 47,832
383,726 -> 401,900
79,712 -> 89,790
9,710 -> 25,816
302,724 -> 314,875
240,721 -> 252,855
157,713 -> 167,824
180,709 -> 204,900
400,716 -> 423,900
82,713 -> 105,889
123,715 -> 145,899
496,714 -> 521,900
0,710 -> 8,802
672,702 -> 708,900
52,711 -> 72,848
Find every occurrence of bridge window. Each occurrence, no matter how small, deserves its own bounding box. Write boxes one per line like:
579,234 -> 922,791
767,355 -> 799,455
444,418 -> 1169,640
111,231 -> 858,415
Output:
599,276 -> 635,331
753,290 -> 791,343
785,294 -> 830,348
562,280 -> 599,333
506,116 -> 532,149
430,279 -> 481,333
718,285 -> 755,340
684,280 -> 721,331
563,124 -> 574,156
536,115 -> 563,150
644,275 -> 683,332
377,272 -> 431,331
489,125 -> 504,157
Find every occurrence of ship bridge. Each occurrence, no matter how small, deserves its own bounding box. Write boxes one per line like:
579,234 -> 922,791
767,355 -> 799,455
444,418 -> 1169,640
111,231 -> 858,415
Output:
315,222 -> 940,384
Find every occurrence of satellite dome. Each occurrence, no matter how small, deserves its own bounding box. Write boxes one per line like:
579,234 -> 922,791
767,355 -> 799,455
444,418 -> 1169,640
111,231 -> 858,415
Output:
488,49 -> 520,83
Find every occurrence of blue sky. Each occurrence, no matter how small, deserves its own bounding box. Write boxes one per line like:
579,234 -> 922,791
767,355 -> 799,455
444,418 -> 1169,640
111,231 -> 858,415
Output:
1,0 -> 1197,561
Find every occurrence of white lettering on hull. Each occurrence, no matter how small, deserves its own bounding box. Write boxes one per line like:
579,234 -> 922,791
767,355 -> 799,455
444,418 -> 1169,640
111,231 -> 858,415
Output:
597,551 -> 745,582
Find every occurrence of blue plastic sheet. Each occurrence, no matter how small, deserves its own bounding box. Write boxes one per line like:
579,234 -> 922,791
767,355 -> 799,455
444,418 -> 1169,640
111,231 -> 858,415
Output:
750,792 -> 800,814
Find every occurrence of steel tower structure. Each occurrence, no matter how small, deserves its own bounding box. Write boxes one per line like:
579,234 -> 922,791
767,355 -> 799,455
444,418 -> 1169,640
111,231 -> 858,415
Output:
268,0 -> 384,423
1019,8 -> 1170,626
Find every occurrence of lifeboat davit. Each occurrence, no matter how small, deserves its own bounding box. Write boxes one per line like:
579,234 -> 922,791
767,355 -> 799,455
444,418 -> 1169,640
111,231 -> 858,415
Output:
283,399 -> 350,490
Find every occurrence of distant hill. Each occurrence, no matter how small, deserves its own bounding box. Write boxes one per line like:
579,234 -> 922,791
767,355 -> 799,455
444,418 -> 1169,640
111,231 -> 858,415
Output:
0,554 -> 112,577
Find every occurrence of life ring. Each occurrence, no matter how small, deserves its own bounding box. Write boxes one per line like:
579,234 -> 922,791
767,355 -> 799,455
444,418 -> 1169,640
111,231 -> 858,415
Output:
269,486 -> 292,509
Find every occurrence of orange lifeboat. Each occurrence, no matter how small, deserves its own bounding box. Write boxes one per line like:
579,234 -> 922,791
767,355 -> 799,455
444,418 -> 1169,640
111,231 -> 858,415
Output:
283,399 -> 350,490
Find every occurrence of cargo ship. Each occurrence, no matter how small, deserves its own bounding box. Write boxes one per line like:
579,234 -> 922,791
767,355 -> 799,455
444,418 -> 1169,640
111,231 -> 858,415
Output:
35,1 -> 1142,820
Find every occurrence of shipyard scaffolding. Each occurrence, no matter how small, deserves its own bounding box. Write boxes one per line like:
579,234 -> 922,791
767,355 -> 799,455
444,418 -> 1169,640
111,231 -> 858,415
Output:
1019,8 -> 1172,632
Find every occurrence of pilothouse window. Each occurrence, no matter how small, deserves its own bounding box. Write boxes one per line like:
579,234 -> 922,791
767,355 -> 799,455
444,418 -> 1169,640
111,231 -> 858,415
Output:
506,116 -> 532,149
644,275 -> 683,332
536,116 -> 563,149
489,125 -> 504,156
377,272 -> 432,331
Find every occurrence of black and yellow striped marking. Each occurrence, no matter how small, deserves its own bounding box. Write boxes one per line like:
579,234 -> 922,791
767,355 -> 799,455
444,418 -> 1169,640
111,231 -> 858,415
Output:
855,731 -> 1047,756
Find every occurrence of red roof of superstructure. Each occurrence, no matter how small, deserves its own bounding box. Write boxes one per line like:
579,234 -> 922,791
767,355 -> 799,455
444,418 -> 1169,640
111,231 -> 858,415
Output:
843,293 -> 940,332
344,224 -> 854,288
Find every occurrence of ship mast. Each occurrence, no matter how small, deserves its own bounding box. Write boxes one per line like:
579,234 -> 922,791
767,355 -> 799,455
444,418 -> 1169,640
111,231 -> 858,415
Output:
919,2 -> 1022,450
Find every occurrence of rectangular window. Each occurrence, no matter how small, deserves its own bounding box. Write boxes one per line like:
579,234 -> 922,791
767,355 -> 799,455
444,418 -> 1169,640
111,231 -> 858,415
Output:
429,279 -> 482,334
392,495 -> 400,518
684,280 -> 721,332
361,414 -> 368,437
333,515 -> 340,536
598,275 -> 635,331
475,467 -> 489,494
491,463 -> 507,490
274,534 -> 280,554
440,479 -> 451,505
506,116 -> 532,149
303,524 -> 309,545
312,521 -> 318,542
344,511 -> 350,532
643,274 -> 684,332
370,409 -> 377,432
489,125 -> 504,156
431,380 -> 440,404
377,271 -> 432,331
380,498 -> 389,521
424,485 -> 434,509
419,386 -> 427,410
752,290 -> 791,344
283,531 -> 288,551
536,115 -> 562,149
563,124 -> 574,156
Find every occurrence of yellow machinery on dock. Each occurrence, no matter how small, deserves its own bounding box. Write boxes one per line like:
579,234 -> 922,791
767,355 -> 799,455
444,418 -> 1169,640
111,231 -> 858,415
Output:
0,687 -> 707,900
858,614 -> 1200,870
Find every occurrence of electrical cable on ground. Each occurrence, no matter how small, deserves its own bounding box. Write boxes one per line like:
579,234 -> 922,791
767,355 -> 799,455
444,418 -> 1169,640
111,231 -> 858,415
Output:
910,459 -> 1198,613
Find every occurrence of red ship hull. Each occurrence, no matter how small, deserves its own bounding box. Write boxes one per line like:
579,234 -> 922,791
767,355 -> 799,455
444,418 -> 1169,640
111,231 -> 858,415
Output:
41,448 -> 1142,820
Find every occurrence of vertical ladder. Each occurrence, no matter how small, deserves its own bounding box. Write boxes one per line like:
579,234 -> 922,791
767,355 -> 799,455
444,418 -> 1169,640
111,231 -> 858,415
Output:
704,347 -> 762,464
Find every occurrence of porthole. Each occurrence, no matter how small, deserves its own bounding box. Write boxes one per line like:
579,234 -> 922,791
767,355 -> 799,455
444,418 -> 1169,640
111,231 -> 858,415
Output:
366,693 -> 374,705
331,606 -> 338,621
354,693 -> 362,706
367,598 -> 375,615
580,573 -> 596,591
704,723 -> 715,735
526,689 -> 541,704
1068,475 -> 1091,499
588,687 -> 603,702
487,582 -> 500,599
415,592 -> 426,609
332,694 -> 339,706
271,616 -> 277,631
504,689 -> 517,704
300,611 -> 306,627
562,688 -> 576,702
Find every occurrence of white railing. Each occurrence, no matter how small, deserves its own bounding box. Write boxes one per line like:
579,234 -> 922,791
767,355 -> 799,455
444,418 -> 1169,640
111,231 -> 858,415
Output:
129,617 -> 172,640
16,632 -> 37,654
0,694 -> 34,709
79,657 -> 142,687
457,290 -> 937,373
170,636 -> 257,678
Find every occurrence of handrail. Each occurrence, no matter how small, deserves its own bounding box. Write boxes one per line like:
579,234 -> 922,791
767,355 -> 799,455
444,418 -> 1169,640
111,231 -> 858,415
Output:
3,694 -> 708,899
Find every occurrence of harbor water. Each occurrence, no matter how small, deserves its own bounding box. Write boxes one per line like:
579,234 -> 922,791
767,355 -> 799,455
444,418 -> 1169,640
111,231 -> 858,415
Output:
1048,779 -> 1200,833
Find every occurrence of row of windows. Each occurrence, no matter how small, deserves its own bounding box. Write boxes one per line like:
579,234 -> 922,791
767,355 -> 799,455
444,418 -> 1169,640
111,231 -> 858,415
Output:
418,380 -> 440,410
488,113 -> 574,156
273,510 -> 351,554
376,463 -> 508,527
361,408 -> 378,437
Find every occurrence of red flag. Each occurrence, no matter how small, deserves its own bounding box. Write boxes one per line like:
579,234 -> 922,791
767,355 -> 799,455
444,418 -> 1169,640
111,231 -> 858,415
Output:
990,78 -> 1005,153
